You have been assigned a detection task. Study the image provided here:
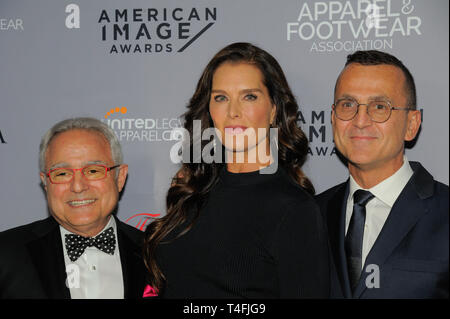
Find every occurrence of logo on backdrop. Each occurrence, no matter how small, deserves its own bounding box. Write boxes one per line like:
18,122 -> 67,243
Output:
98,6 -> 217,54
0,18 -> 24,31
0,130 -> 6,144
300,108 -> 336,157
286,0 -> 422,53
101,107 -> 182,142
65,4 -> 80,29
125,213 -> 161,231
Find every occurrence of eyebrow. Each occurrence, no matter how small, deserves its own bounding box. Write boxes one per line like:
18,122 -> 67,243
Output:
211,88 -> 263,94
48,160 -> 108,171
337,94 -> 391,102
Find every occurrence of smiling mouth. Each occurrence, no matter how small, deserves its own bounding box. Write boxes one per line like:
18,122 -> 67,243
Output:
351,136 -> 377,140
67,199 -> 97,207
225,126 -> 248,135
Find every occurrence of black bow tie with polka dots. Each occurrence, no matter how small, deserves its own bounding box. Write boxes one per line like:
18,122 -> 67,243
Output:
65,227 -> 116,262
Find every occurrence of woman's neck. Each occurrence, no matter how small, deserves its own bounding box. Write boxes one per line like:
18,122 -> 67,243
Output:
225,140 -> 273,173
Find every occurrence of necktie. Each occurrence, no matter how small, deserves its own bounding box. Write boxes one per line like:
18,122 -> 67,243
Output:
65,227 -> 116,262
345,189 -> 374,291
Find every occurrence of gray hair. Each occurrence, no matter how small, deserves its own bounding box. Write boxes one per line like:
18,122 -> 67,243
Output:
39,117 -> 123,173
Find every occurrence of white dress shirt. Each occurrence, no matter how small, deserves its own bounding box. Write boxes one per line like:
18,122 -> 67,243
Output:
60,216 -> 124,299
345,156 -> 414,269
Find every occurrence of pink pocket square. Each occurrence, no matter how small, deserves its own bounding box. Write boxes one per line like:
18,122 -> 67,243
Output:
143,284 -> 158,297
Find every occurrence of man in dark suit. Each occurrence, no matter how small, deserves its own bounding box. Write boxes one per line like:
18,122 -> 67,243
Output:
0,117 -> 146,299
317,50 -> 449,298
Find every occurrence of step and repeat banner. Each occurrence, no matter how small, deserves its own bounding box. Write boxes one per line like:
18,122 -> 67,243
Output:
1,0 -> 448,231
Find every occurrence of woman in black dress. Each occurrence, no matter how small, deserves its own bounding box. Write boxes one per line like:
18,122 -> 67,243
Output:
144,42 -> 329,298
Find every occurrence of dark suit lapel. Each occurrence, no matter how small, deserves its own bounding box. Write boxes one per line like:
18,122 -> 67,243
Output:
327,182 -> 353,298
26,217 -> 70,299
353,162 -> 433,298
116,220 -> 146,299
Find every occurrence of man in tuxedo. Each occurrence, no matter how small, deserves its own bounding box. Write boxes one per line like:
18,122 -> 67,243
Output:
317,50 -> 449,298
0,117 -> 146,298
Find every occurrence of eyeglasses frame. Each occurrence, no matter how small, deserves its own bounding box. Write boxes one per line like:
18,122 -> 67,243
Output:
332,98 -> 412,123
46,164 -> 121,184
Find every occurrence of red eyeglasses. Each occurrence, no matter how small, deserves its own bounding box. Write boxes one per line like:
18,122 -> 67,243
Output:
46,164 -> 120,184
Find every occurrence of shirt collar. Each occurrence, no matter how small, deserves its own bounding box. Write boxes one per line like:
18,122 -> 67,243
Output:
59,215 -> 117,238
349,155 -> 414,207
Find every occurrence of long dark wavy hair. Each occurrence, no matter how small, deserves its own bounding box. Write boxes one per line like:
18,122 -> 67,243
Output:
143,42 -> 314,291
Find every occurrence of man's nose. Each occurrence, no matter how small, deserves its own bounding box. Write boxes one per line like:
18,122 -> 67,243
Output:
353,104 -> 373,128
70,170 -> 89,193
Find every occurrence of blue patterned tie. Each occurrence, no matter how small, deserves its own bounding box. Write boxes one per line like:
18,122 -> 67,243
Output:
345,190 -> 374,291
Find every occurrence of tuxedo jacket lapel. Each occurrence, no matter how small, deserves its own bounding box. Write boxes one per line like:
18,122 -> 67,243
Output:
326,182 -> 352,298
26,218 -> 70,299
116,219 -> 146,299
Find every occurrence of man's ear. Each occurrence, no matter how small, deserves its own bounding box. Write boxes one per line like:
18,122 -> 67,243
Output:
116,164 -> 128,192
405,110 -> 421,141
40,172 -> 47,191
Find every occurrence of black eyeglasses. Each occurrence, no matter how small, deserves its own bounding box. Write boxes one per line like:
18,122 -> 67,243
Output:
46,164 -> 120,184
333,98 -> 412,123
